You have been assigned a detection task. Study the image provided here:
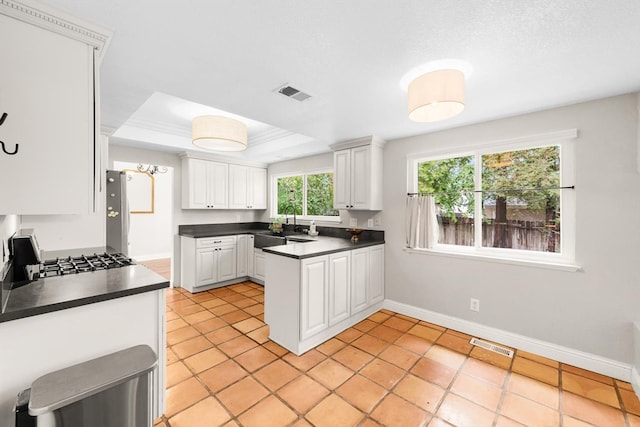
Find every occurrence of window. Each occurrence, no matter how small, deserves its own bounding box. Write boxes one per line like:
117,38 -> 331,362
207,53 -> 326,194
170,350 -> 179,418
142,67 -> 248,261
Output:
273,171 -> 339,220
410,131 -> 576,264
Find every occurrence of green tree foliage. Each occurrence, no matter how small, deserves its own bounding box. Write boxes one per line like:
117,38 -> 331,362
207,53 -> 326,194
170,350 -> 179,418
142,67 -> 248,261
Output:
277,176 -> 302,215
482,146 -> 560,249
482,146 -> 560,215
418,156 -> 475,221
307,173 -> 339,216
277,173 -> 338,217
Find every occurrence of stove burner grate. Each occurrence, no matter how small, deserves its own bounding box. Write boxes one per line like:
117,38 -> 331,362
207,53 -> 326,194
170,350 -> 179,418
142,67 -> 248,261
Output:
39,253 -> 135,277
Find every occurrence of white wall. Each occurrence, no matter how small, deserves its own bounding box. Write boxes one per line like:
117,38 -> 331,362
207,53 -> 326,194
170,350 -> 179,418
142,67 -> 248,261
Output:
383,94 -> 640,368
20,213 -> 105,252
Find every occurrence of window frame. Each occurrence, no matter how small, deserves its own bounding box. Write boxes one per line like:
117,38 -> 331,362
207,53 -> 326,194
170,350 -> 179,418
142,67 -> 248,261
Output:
270,169 -> 341,222
407,129 -> 577,267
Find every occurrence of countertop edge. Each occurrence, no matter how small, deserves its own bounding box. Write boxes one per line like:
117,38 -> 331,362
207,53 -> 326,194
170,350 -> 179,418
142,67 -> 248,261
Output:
262,240 -> 385,259
0,281 -> 169,323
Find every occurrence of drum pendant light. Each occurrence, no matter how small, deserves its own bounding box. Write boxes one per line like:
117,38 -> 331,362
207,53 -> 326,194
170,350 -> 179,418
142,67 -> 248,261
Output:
192,115 -> 248,151
408,69 -> 465,122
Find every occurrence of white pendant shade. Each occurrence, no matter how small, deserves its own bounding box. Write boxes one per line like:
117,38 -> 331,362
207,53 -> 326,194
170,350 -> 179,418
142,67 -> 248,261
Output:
408,69 -> 465,122
192,115 -> 248,151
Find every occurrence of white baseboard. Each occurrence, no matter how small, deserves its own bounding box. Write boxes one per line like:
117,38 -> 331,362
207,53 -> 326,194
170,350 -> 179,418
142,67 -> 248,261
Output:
633,367 -> 640,399
383,299 -> 633,382
132,252 -> 172,262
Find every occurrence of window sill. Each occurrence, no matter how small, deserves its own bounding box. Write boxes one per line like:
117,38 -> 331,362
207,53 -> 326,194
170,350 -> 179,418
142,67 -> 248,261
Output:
403,247 -> 581,272
273,216 -> 342,224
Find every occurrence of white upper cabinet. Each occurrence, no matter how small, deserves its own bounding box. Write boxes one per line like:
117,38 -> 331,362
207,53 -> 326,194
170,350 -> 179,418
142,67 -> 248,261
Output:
181,153 -> 266,210
331,136 -> 385,211
182,158 -> 228,209
0,1 -> 111,214
229,164 -> 267,209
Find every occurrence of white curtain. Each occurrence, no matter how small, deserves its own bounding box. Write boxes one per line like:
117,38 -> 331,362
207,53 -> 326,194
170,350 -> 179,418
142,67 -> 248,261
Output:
406,195 -> 439,249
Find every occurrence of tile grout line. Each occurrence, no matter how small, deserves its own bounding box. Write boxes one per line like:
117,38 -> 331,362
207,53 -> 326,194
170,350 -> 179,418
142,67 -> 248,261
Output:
159,280 -> 639,427
165,283 -> 277,425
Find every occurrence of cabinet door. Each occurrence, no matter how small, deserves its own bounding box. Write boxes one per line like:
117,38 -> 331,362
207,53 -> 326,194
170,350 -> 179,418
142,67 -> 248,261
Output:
368,245 -> 384,304
350,247 -> 369,314
333,149 -> 351,209
350,145 -> 372,210
300,256 -> 329,340
196,248 -> 217,286
236,235 -> 248,277
329,252 -> 350,326
0,14 -> 94,214
217,245 -> 237,282
247,236 -> 255,277
254,249 -> 266,281
228,164 -> 248,209
248,167 -> 267,209
186,159 -> 211,209
209,162 -> 229,208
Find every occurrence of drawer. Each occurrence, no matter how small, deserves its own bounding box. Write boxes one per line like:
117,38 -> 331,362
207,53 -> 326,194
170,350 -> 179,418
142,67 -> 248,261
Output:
196,235 -> 237,248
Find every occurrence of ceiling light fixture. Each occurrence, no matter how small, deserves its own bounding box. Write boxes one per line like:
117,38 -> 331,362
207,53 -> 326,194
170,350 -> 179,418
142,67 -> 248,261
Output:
408,69 -> 465,122
192,115 -> 247,151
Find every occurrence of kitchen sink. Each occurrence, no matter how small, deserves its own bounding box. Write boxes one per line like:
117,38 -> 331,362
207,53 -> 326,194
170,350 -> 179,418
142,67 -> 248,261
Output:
253,233 -> 315,248
254,234 -> 286,249
285,236 -> 315,243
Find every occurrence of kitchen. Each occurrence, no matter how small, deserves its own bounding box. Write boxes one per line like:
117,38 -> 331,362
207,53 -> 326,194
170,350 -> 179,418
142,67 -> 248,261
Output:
2,0 -> 640,426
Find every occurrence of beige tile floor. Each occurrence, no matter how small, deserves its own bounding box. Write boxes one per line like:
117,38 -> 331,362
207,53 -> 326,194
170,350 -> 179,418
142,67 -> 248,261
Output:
144,262 -> 640,427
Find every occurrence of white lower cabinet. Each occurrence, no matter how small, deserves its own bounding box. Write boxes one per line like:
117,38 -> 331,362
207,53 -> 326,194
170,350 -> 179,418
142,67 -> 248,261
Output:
217,245 -> 237,282
328,252 -> 351,326
237,235 -> 249,277
247,236 -> 255,277
252,248 -> 266,282
369,245 -> 385,304
300,257 -> 329,340
264,244 -> 384,355
350,248 -> 369,315
181,236 -> 237,292
195,248 -> 217,286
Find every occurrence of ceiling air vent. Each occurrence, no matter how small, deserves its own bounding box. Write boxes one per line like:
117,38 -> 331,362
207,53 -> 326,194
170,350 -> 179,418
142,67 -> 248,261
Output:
276,84 -> 312,102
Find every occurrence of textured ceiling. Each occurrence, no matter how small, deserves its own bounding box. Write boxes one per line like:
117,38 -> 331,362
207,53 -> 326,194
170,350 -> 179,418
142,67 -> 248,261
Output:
42,0 -> 640,163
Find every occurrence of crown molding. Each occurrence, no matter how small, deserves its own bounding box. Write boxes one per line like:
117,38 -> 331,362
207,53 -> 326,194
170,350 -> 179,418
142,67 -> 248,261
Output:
0,0 -> 112,60
329,135 -> 387,151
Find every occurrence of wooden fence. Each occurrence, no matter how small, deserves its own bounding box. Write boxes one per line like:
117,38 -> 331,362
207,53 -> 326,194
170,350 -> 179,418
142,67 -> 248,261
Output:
438,216 -> 560,252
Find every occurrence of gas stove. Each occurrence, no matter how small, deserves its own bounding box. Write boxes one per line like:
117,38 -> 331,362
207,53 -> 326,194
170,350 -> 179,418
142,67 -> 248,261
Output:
39,253 -> 136,277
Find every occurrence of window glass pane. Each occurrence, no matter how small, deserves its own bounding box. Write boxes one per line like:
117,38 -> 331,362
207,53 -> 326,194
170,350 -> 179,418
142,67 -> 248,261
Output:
277,176 -> 303,216
481,145 -> 560,252
418,156 -> 475,246
306,173 -> 339,216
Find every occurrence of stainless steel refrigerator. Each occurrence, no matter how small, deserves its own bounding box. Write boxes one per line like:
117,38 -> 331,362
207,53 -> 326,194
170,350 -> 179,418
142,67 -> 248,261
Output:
106,170 -> 130,255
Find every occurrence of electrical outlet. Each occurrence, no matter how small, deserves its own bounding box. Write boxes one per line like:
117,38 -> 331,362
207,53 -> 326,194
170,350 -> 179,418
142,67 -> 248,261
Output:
374,217 -> 382,226
349,218 -> 358,227
470,298 -> 480,312
367,218 -> 374,227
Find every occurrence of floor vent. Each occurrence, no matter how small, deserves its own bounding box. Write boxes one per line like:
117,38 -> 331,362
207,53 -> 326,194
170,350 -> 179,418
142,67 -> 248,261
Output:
276,84 -> 312,102
469,338 -> 514,358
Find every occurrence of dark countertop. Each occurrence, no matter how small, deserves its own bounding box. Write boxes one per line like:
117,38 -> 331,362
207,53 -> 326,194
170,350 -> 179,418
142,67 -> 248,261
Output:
0,247 -> 169,323
178,222 -> 270,238
262,235 -> 384,259
180,228 -> 270,238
